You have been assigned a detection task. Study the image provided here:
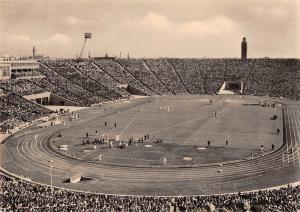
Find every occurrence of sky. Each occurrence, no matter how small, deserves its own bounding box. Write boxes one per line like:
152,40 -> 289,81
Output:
0,0 -> 299,58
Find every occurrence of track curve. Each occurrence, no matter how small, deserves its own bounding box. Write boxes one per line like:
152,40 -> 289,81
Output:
1,98 -> 300,196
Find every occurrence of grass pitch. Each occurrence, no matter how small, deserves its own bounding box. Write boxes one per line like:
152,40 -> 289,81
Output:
54,95 -> 282,166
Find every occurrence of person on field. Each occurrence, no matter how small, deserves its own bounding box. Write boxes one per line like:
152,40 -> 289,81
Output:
260,145 -> 264,155
277,128 -> 280,134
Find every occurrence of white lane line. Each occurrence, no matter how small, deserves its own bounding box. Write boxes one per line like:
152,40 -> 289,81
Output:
285,106 -> 300,167
17,133 -> 66,177
12,129 -> 42,139
292,106 -> 300,166
23,129 -> 286,177
17,137 -> 32,162
288,109 -> 296,166
2,144 -> 30,172
286,108 -> 291,164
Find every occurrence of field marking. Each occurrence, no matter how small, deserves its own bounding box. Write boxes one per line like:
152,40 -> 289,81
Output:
3,97 -> 300,195
80,149 -> 98,160
119,107 -> 143,137
149,98 -> 227,137
100,155 -> 159,162
150,115 -> 206,135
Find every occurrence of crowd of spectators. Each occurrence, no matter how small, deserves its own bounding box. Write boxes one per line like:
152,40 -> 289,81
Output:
11,70 -> 45,79
33,79 -> 87,105
67,60 -> 128,99
0,79 -> 46,96
144,59 -> 185,95
168,59 -> 205,94
0,59 -> 295,102
37,58 -> 300,101
1,173 -> 299,211
37,63 -> 104,105
117,59 -> 167,95
195,59 -> 227,94
244,59 -> 299,100
93,58 -> 154,95
0,58 -> 299,132
41,60 -> 113,102
223,59 -> 253,82
0,87 -> 5,96
246,60 -> 279,97
92,59 -> 136,84
0,94 -> 52,132
1,58 -> 300,211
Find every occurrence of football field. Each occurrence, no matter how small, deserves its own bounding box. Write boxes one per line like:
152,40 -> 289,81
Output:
57,95 -> 282,166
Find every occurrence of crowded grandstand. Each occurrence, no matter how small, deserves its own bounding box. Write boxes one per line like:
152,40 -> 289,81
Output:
1,173 -> 299,211
0,56 -> 300,211
1,58 -> 299,133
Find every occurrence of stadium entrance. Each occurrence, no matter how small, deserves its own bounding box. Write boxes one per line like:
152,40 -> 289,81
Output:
218,81 -> 243,95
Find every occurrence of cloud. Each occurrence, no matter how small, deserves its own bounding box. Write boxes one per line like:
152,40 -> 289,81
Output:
248,6 -> 288,19
0,1 -> 298,58
141,12 -> 172,29
137,12 -> 235,36
64,15 -> 83,25
9,34 -> 40,45
178,16 -> 234,36
48,33 -> 71,44
269,8 -> 287,18
13,35 -> 32,42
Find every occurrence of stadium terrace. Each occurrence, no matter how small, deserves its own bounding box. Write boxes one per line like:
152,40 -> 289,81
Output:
1,47 -> 300,211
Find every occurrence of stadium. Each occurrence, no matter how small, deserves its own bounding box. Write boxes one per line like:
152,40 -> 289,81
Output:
1,55 -> 300,211
1,1 -> 300,211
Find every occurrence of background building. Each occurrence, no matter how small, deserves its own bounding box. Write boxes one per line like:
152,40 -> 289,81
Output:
33,46 -> 36,59
241,37 -> 247,60
0,54 -> 39,80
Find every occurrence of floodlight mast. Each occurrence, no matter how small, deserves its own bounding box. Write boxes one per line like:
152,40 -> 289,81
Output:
79,33 -> 92,59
